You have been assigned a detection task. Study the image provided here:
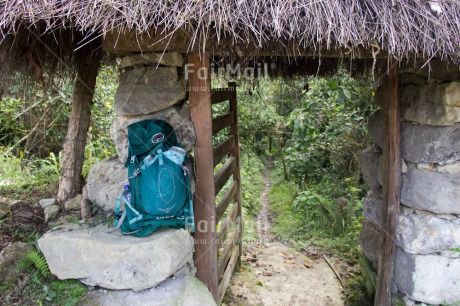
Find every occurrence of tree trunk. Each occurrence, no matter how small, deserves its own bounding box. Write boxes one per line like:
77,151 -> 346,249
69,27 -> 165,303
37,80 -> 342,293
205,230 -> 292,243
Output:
57,40 -> 101,205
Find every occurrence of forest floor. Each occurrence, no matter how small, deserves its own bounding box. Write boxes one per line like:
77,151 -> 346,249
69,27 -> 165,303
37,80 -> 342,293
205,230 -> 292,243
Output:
223,162 -> 346,306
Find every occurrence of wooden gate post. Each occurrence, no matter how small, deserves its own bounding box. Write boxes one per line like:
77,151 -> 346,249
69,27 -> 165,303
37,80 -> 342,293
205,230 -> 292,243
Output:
187,53 -> 219,302
375,61 -> 401,306
228,82 -> 243,263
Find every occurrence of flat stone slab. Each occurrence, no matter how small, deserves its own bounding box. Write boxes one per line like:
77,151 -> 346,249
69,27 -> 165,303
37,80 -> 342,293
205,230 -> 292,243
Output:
114,66 -> 186,116
82,275 -> 216,306
110,103 -> 196,163
368,110 -> 460,164
396,211 -> 460,255
394,248 -> 460,305
120,52 -> 184,69
401,123 -> 460,164
87,157 -> 128,212
401,168 -> 460,214
399,60 -> 460,82
400,82 -> 460,126
38,224 -> 194,291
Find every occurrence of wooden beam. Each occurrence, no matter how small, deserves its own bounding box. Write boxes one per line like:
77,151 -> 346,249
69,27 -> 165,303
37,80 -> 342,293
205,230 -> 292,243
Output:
187,53 -> 218,302
214,156 -> 236,196
374,61 -> 400,306
213,135 -> 235,167
102,29 -> 386,59
212,112 -> 234,136
215,181 -> 238,222
228,81 -> 244,266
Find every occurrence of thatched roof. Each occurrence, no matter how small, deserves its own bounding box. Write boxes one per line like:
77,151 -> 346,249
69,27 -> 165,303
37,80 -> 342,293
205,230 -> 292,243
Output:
0,1 -> 459,63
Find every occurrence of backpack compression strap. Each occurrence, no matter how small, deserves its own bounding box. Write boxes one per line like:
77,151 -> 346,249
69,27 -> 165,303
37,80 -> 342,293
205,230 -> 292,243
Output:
114,191 -> 143,230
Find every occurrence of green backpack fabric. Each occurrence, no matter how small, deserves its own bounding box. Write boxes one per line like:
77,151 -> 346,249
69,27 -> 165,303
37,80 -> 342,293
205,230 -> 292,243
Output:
114,119 -> 195,237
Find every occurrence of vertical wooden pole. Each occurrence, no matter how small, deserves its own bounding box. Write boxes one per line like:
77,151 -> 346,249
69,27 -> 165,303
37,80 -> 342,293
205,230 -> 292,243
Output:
375,61 -> 400,306
228,82 -> 243,265
188,54 -> 218,302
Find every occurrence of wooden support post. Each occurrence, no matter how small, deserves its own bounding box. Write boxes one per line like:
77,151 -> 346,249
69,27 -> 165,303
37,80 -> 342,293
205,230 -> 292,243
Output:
57,39 -> 101,204
228,82 -> 243,266
375,61 -> 400,306
188,54 -> 218,302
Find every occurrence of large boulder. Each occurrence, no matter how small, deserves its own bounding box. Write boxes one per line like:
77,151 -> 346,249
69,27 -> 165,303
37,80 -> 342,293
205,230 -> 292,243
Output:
110,103 -> 196,163
360,146 -> 382,189
394,248 -> 460,305
396,212 -> 460,255
362,188 -> 382,227
120,52 -> 184,69
401,168 -> 460,214
38,224 -> 195,291
400,82 -> 460,126
358,219 -> 383,262
401,123 -> 460,164
82,275 -> 217,306
87,157 -> 128,212
114,66 -> 186,116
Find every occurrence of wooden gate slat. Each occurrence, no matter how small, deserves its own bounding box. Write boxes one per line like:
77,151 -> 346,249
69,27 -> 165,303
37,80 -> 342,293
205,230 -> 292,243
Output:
214,156 -> 236,196
217,202 -> 240,249
211,90 -> 232,104
218,247 -> 240,305
213,135 -> 235,167
217,218 -> 241,280
216,181 -> 238,222
212,112 -> 235,135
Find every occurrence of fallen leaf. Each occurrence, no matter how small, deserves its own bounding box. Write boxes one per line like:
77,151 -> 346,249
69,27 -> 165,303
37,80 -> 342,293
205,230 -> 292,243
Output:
256,280 -> 263,286
239,267 -> 244,272
303,262 -> 313,268
284,259 -> 296,264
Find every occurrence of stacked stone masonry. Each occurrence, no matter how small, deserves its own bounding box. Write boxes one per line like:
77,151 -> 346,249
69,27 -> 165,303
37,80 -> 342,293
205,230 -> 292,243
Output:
359,61 -> 460,305
40,53 -> 216,305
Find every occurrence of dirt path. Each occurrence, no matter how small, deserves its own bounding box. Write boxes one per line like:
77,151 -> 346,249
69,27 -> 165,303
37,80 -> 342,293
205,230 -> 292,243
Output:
224,163 -> 345,306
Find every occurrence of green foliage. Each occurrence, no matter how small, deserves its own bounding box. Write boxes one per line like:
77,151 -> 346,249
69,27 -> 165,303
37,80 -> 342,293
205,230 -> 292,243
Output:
240,153 -> 265,216
0,147 -> 61,188
284,70 -> 376,186
22,250 -> 51,277
236,80 -> 283,154
82,66 -> 118,177
0,247 -> 87,306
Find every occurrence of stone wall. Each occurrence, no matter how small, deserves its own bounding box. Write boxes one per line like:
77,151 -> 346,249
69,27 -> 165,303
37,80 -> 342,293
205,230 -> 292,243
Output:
359,60 -> 460,305
87,52 -> 196,213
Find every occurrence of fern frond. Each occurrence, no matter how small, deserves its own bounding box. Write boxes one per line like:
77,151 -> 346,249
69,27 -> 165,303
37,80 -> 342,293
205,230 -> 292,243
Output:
26,250 -> 51,277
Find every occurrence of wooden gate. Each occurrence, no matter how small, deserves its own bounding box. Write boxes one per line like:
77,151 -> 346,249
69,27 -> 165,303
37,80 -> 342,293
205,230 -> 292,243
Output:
188,54 -> 242,304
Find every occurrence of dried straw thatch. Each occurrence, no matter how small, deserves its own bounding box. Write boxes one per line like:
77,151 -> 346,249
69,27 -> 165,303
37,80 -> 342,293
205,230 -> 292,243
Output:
0,1 -> 459,72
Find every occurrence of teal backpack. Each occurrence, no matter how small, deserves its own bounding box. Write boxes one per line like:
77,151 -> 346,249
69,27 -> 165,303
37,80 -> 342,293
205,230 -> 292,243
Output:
114,119 -> 195,237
